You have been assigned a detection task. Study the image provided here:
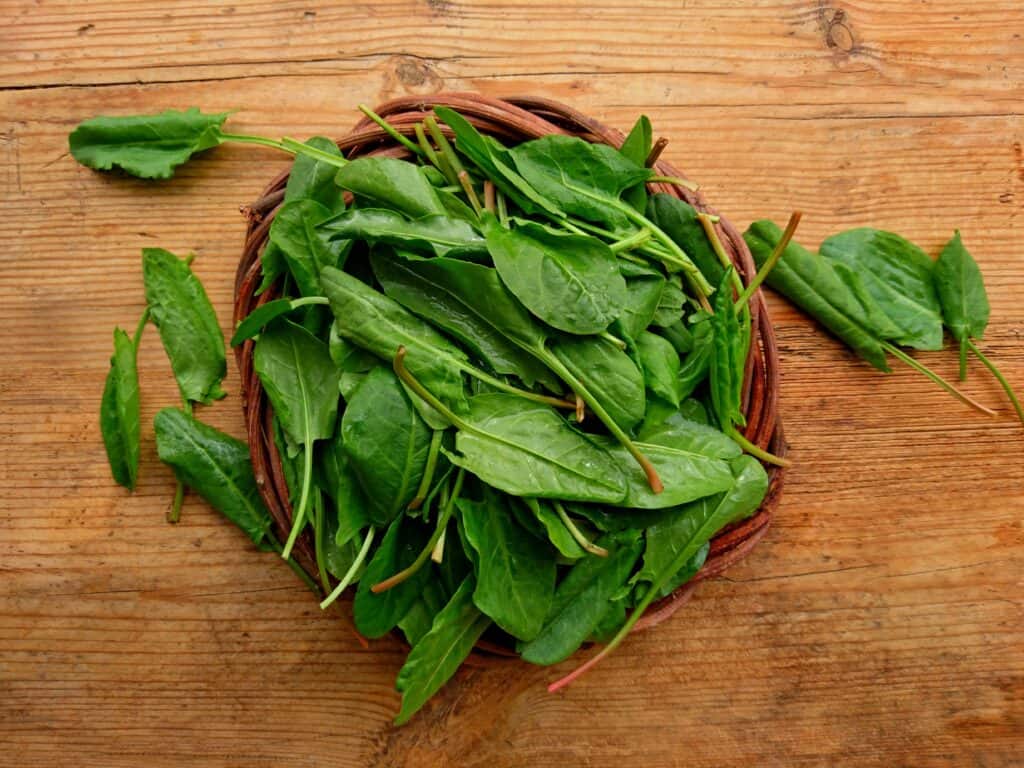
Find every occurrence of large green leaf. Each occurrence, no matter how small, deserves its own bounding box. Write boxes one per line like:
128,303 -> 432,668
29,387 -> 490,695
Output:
142,248 -> 226,404
69,108 -> 228,179
549,335 -> 646,433
334,156 -> 444,219
820,228 -> 943,351
646,194 -> 725,287
323,208 -> 486,258
484,217 -> 627,335
518,531 -> 643,665
153,408 -> 273,549
268,199 -> 346,297
394,575 -> 491,724
458,490 -> 557,641
371,251 -> 559,390
321,266 -> 470,420
445,394 -> 627,503
342,367 -> 431,526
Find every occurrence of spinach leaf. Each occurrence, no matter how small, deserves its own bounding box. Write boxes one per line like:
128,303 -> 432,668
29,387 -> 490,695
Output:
371,250 -> 560,390
231,296 -> 330,347
317,422 -> 372,547
353,514 -> 433,638
260,136 -> 345,293
744,220 -> 895,371
69,108 -> 229,179
619,115 -> 653,212
321,266 -> 470,420
100,326 -> 143,490
269,200 -> 346,297
335,157 -> 444,219
518,531 -> 643,665
615,267 -> 666,341
153,407 -> 272,549
323,209 -> 487,258
637,330 -> 681,407
934,232 -> 1023,424
142,248 -> 226,404
442,394 -> 628,503
433,106 -> 562,217
394,575 -> 491,725
342,367 -> 431,526
676,318 -> 713,400
646,194 -> 725,286
397,578 -> 448,647
484,216 -> 627,335
549,334 -> 646,433
510,134 -> 652,230
593,435 -> 735,510
820,228 -> 944,351
708,269 -> 746,433
652,276 -> 686,328
659,320 -> 694,356
458,489 -> 557,641
635,539 -> 708,600
638,418 -> 741,459
523,498 -> 586,560
253,320 -> 340,557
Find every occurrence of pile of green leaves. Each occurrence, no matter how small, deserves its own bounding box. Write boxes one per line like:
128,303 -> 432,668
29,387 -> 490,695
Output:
79,105 -> 784,724
745,222 -> 1022,424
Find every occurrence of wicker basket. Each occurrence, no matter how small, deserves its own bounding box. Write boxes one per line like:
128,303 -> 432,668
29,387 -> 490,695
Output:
233,93 -> 787,648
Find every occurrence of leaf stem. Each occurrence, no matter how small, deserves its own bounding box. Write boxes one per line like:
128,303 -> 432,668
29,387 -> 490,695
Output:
423,117 -> 461,187
540,350 -> 663,493
281,440 -> 314,560
313,490 -> 331,593
552,501 -> 608,557
735,211 -> 801,309
358,104 -> 424,157
496,188 -> 509,226
218,133 -> 348,168
967,338 -> 1024,426
131,307 -> 150,350
414,124 -> 446,178
431,527 -> 447,563
727,427 -> 791,468
452,358 -> 576,410
168,397 -> 193,524
372,470 -> 465,593
697,212 -> 744,298
483,180 -> 496,214
458,170 -> 483,216
882,342 -> 997,416
408,429 -> 445,510
319,526 -> 376,610
394,348 -> 470,430
266,529 -> 321,594
648,175 -> 699,192
609,228 -> 652,254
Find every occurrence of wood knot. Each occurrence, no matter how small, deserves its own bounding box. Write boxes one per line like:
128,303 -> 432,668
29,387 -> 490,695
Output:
380,55 -> 443,98
819,4 -> 856,54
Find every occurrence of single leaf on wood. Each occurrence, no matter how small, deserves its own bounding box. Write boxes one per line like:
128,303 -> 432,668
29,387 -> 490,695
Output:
100,327 -> 142,490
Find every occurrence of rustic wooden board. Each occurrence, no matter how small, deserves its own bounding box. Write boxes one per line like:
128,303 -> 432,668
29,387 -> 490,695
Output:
1,2 -> 1022,766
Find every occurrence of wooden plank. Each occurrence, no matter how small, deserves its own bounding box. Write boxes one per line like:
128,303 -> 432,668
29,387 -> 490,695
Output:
1,1 -> 1022,766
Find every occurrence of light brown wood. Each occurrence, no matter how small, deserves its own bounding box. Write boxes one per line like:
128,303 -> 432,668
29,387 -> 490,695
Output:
2,2 -> 1022,766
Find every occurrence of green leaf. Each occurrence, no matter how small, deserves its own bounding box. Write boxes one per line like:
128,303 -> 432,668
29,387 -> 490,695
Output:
342,367 -> 431,526
100,327 -> 141,490
820,228 -> 944,351
615,267 -> 666,341
353,514 -> 433,639
261,136 -> 345,293
69,108 -> 228,179
676,318 -> 713,400
934,230 -> 990,343
334,156 -> 444,219
153,408 -> 273,548
523,498 -> 586,560
458,490 -> 557,641
638,418 -> 741,460
484,216 -> 627,335
637,330 -> 681,407
619,115 -> 653,212
394,575 -> 491,725
635,540 -> 708,601
659,320 -> 694,356
549,335 -> 646,433
594,435 -> 735,510
323,208 -> 487,258
744,220 -> 895,371
646,194 -> 725,286
518,531 -> 643,665
269,200 -> 346,297
444,394 -> 627,503
321,266 -> 470,420
708,269 -> 746,432
511,134 -> 652,229
397,578 -> 448,647
142,248 -> 226,404
317,422 -> 372,547
652,276 -> 686,327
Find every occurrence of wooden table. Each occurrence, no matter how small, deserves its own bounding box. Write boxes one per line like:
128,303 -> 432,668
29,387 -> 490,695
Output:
2,2 -> 1022,765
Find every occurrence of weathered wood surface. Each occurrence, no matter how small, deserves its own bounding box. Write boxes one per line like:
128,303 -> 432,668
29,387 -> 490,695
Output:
1,2 -> 1022,766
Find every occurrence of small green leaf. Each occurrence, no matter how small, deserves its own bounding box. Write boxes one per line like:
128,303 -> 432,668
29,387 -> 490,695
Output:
637,330 -> 682,407
335,157 -> 444,219
323,209 -> 487,258
934,230 -> 990,343
100,327 -> 141,490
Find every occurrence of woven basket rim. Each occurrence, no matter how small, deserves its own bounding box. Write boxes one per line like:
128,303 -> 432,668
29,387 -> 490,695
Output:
233,92 -> 787,652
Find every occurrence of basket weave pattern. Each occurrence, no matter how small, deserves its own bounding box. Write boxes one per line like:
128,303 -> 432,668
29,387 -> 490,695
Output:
233,93 -> 787,643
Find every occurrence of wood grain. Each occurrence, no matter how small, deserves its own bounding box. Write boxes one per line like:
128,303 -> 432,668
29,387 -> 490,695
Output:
1,1 -> 1022,766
